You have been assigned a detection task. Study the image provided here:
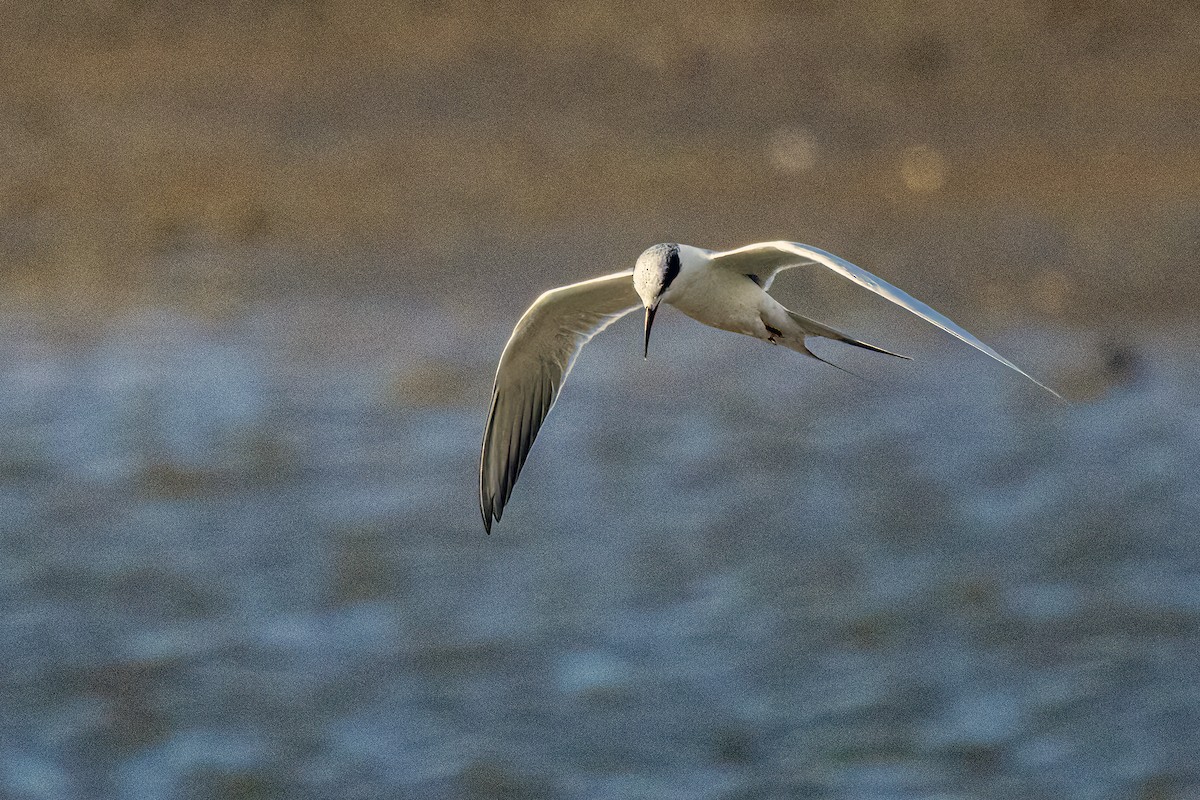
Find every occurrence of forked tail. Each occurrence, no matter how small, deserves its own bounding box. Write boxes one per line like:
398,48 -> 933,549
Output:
783,308 -> 911,360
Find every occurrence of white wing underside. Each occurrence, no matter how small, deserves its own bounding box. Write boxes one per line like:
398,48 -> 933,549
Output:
480,270 -> 640,532
710,241 -> 1060,398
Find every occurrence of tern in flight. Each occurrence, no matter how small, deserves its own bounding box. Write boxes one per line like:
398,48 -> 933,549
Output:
479,241 -> 1058,532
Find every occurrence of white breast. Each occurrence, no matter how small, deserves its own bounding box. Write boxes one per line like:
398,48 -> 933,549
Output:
666,261 -> 768,338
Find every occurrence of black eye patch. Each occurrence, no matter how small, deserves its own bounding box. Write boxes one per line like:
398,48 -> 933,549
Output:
662,245 -> 681,288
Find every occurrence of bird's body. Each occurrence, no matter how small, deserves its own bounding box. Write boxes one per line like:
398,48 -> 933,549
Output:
667,245 -> 766,337
479,240 -> 1058,532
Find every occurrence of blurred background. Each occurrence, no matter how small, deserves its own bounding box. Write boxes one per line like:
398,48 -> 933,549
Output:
2,1 -> 1199,798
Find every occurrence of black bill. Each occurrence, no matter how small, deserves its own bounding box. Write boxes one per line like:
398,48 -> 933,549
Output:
643,305 -> 658,359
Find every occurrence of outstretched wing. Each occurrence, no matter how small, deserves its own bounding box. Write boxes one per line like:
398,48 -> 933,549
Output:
480,270 -> 641,532
710,240 -> 1060,398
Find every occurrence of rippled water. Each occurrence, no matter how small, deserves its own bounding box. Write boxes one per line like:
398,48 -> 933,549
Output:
1,299 -> 1197,800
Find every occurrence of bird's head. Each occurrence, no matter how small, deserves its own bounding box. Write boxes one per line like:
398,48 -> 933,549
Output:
633,243 -> 682,358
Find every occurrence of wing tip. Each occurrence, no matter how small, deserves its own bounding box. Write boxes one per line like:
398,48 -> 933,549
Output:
479,487 -> 494,534
994,362 -> 1066,403
1030,376 -> 1066,403
991,354 -> 1064,402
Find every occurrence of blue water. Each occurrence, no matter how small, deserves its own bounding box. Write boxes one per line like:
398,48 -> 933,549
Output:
1,299 -> 1197,799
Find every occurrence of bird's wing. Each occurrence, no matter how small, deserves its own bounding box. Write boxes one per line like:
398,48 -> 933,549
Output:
480,270 -> 640,532
710,240 -> 1060,398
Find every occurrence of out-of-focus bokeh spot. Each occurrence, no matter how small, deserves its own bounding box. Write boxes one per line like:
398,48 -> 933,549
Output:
767,128 -> 820,175
899,145 -> 947,194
